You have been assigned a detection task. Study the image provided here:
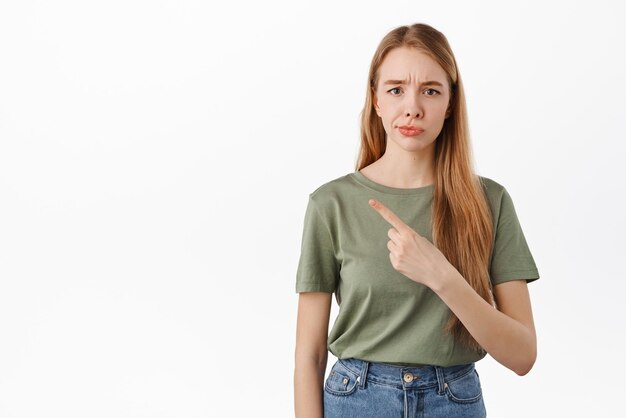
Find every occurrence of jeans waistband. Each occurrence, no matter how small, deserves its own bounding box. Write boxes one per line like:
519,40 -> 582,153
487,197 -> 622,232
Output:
338,357 -> 476,392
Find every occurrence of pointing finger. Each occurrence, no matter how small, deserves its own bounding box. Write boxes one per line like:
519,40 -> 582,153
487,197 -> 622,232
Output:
368,199 -> 411,233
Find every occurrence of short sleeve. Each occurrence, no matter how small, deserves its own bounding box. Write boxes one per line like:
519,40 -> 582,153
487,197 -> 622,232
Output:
490,187 -> 540,285
295,195 -> 340,293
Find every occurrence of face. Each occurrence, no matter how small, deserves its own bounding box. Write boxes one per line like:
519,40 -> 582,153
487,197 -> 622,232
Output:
373,47 -> 451,154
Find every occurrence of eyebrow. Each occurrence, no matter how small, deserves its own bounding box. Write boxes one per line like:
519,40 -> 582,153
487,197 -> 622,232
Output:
383,79 -> 445,87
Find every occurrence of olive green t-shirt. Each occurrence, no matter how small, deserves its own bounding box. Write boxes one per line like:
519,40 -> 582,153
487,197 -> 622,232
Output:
295,171 -> 540,367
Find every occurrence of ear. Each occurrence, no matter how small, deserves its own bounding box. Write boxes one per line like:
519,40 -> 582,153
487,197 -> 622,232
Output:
373,94 -> 381,116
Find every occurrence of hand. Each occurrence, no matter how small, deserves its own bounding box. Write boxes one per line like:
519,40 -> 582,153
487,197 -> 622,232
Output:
368,198 -> 457,290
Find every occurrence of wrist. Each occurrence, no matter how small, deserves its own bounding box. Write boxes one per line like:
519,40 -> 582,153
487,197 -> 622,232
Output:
432,267 -> 463,296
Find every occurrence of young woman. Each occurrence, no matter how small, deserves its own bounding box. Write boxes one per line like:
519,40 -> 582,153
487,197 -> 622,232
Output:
294,23 -> 539,418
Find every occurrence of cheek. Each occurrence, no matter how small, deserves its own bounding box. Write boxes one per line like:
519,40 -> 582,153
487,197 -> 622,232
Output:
380,109 -> 398,127
429,102 -> 448,119
377,100 -> 399,120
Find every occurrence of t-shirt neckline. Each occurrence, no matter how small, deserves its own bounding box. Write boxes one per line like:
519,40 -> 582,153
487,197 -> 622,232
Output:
350,171 -> 435,196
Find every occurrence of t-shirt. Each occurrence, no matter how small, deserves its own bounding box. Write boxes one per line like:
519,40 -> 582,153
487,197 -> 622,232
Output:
295,171 -> 540,367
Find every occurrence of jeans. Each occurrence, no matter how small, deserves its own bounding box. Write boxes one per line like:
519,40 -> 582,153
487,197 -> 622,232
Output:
324,357 -> 486,418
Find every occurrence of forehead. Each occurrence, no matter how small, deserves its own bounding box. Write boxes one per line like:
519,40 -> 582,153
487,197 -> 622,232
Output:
377,47 -> 448,86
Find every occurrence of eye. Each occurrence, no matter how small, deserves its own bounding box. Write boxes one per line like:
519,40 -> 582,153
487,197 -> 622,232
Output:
387,87 -> 402,96
424,88 -> 440,96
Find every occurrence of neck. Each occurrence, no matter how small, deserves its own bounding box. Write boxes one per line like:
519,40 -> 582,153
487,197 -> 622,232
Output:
373,141 -> 436,188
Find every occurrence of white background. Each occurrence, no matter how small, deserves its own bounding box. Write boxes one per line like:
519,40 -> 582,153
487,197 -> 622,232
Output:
1,0 -> 625,417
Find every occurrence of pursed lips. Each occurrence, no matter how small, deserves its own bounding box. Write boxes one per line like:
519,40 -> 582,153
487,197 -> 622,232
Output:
397,125 -> 425,136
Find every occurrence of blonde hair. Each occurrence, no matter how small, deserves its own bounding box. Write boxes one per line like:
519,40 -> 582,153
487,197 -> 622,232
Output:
357,23 -> 494,352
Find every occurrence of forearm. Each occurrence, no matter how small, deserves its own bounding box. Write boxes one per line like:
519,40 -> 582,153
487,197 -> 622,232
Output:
294,354 -> 327,417
433,271 -> 536,375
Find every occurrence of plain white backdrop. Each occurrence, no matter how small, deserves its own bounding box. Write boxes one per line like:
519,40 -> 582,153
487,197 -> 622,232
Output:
1,0 -> 625,416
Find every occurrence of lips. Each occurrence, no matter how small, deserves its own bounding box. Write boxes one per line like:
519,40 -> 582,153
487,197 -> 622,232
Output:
398,125 -> 424,136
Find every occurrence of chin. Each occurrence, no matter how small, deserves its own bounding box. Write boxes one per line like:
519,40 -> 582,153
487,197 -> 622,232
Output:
392,137 -> 436,153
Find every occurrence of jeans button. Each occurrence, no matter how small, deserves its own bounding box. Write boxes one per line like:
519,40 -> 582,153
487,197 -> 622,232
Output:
403,373 -> 413,383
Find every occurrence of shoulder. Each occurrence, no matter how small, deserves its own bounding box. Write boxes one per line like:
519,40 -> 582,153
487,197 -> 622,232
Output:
303,172 -> 358,219
477,175 -> 516,217
477,175 -> 506,197
308,172 -> 356,202
477,175 -> 512,206
476,175 -> 528,230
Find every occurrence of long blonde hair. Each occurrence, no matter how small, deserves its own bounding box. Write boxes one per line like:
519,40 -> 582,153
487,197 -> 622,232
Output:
357,23 -> 494,352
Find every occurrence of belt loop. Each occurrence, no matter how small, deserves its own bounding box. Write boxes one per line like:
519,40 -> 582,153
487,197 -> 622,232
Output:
435,366 -> 446,395
359,360 -> 369,388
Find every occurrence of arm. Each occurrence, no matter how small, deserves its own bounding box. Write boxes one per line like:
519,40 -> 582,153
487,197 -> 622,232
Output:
294,292 -> 332,418
433,276 -> 537,376
368,198 -> 537,376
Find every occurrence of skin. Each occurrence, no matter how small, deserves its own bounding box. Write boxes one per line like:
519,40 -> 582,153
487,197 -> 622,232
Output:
294,292 -> 331,418
368,198 -> 537,376
294,46 -> 537,417
362,46 -> 452,188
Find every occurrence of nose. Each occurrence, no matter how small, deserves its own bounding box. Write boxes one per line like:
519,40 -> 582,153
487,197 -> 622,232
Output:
405,92 -> 423,119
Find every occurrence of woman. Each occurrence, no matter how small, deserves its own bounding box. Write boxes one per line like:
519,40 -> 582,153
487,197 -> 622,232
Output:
294,22 -> 539,418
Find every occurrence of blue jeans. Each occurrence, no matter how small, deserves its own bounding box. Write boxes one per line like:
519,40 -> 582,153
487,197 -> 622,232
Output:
324,357 -> 486,417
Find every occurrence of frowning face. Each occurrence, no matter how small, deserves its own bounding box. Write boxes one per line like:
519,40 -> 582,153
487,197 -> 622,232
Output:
373,47 -> 451,154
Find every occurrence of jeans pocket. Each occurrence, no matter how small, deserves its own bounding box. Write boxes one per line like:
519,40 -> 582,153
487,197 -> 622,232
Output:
445,368 -> 483,404
324,360 -> 360,396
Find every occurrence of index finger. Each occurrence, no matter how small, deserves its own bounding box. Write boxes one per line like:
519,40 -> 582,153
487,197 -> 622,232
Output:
368,199 -> 411,233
